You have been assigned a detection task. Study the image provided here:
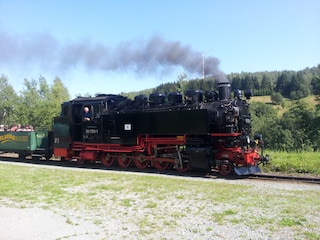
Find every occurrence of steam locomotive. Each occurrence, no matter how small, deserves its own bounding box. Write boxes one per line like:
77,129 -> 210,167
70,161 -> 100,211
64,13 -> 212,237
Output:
53,82 -> 267,175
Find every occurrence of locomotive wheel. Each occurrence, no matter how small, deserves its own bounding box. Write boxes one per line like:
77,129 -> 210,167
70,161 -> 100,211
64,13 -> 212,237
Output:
117,154 -> 131,168
154,160 -> 169,171
176,161 -> 190,172
101,153 -> 114,167
18,151 -> 27,160
77,158 -> 85,165
219,163 -> 232,175
134,154 -> 149,169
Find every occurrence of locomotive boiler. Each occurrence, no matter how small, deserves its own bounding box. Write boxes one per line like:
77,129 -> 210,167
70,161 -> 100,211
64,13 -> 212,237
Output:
53,82 -> 267,175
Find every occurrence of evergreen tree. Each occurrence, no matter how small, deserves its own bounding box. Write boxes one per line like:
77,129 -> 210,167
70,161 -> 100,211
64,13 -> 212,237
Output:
261,74 -> 273,95
275,71 -> 292,97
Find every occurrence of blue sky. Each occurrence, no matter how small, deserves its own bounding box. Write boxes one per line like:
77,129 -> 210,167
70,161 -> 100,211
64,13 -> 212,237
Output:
0,0 -> 319,97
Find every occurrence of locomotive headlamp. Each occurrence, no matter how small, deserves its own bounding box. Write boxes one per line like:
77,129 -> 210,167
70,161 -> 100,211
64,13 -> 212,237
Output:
244,89 -> 253,99
239,135 -> 250,148
234,89 -> 242,99
254,134 -> 263,141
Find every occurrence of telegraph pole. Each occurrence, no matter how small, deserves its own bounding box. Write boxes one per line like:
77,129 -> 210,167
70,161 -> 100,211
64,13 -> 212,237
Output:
202,52 -> 205,80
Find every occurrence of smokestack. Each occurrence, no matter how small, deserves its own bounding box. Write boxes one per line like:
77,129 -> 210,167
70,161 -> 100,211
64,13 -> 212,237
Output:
218,82 -> 231,100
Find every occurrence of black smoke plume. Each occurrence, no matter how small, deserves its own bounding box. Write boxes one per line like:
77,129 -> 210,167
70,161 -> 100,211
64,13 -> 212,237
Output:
0,32 -> 227,82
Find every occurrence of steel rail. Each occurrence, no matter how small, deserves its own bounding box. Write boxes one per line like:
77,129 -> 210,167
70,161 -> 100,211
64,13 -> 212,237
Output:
248,173 -> 320,184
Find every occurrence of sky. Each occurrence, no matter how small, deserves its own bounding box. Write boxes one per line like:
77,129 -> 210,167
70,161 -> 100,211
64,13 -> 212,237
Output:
0,0 -> 319,98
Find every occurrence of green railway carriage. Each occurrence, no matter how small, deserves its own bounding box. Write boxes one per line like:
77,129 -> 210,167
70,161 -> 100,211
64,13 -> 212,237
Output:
0,131 -> 53,160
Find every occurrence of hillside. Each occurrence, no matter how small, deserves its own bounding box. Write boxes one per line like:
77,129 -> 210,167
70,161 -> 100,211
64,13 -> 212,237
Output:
250,95 -> 317,116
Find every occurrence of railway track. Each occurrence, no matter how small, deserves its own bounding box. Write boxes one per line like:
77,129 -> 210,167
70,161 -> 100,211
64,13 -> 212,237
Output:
1,156 -> 319,184
248,173 -> 320,184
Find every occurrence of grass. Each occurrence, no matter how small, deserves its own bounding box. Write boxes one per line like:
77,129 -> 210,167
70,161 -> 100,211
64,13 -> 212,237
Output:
0,163 -> 320,239
261,151 -> 320,175
250,95 -> 317,116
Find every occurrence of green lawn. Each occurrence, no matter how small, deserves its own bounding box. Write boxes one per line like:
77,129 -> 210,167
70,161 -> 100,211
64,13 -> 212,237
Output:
0,163 -> 319,239
261,151 -> 320,176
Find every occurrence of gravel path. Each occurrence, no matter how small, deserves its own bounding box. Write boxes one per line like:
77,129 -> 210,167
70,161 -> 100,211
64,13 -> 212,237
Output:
1,162 -> 320,240
0,206 -> 104,240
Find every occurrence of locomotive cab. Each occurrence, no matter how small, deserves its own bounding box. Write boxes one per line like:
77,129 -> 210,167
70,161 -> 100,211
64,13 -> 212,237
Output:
54,95 -> 116,157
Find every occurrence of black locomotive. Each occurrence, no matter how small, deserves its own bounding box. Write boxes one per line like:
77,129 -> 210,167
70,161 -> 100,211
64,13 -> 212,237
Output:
53,82 -> 266,175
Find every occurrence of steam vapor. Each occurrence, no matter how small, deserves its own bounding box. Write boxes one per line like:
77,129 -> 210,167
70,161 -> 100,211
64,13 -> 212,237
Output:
0,32 -> 227,82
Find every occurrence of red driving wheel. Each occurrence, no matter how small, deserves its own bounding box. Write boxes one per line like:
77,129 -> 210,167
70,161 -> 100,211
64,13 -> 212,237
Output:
219,163 -> 232,175
134,154 -> 149,169
101,153 -> 114,167
154,160 -> 169,171
177,161 -> 190,172
117,154 -> 131,168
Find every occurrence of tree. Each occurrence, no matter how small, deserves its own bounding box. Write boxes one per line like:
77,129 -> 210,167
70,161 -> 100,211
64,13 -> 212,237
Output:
37,77 -> 70,129
289,74 -> 310,100
275,71 -> 292,97
310,115 -> 320,151
270,92 -> 284,105
280,101 -> 314,151
249,101 -> 295,151
51,77 -> 70,103
260,74 -> 273,95
311,76 -> 320,95
0,75 -> 18,125
312,84 -> 320,150
16,76 -> 70,130
230,75 -> 241,90
261,123 -> 295,151
250,101 -> 278,141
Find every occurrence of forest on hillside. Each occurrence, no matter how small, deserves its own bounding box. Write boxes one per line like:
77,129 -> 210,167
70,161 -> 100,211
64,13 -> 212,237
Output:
1,65 -> 320,151
124,65 -> 320,100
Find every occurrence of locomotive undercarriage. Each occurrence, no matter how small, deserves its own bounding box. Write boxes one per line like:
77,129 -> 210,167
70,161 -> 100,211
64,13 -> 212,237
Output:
71,146 -> 191,172
65,135 -> 192,172
60,134 -> 262,175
